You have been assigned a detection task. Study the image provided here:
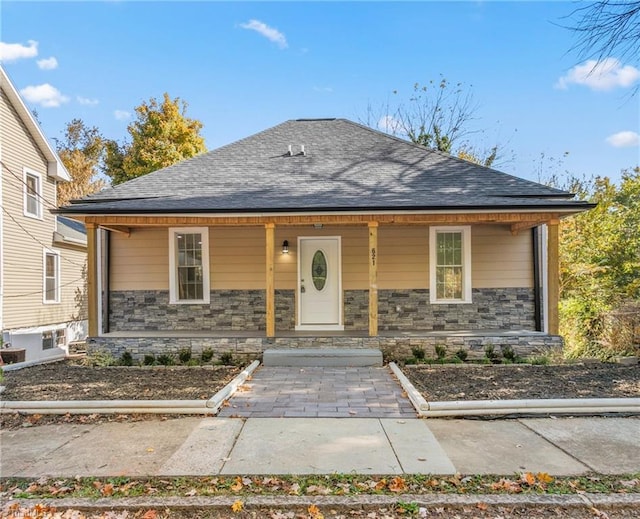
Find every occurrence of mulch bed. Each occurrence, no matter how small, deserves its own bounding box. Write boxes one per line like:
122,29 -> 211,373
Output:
0,362 -> 241,430
1,360 -> 638,430
402,362 -> 640,401
0,362 -> 240,401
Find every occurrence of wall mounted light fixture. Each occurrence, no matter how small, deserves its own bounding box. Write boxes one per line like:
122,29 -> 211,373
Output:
282,240 -> 289,254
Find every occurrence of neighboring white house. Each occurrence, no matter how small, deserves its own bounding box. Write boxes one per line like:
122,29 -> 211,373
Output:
1,66 -> 87,363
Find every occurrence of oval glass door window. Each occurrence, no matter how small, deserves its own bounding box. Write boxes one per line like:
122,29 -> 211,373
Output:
312,250 -> 328,291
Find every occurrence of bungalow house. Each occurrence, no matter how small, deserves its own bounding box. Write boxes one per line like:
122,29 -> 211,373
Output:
59,118 -> 593,363
1,66 -> 87,363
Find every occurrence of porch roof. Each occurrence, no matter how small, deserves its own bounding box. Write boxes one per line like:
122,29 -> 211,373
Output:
60,119 -> 593,216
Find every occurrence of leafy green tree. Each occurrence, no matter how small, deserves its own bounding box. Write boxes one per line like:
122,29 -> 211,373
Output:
559,168 -> 640,357
104,93 -> 206,185
55,119 -> 106,206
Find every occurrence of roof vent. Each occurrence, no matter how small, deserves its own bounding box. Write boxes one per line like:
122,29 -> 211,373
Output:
286,144 -> 293,156
299,145 -> 306,156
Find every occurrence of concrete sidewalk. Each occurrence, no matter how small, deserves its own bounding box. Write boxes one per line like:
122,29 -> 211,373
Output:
2,416 -> 638,477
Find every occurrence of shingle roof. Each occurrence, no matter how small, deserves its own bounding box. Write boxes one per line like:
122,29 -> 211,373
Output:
62,119 -> 591,214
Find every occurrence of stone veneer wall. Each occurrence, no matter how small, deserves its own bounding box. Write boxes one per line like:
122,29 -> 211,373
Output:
109,290 -> 295,332
110,288 -> 536,332
375,288 -> 536,331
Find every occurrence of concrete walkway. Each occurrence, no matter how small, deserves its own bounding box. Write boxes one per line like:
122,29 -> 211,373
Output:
2,416 -> 638,477
218,366 -> 415,418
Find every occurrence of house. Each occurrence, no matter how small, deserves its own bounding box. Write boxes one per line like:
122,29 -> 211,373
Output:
1,66 -> 87,363
59,118 -> 593,363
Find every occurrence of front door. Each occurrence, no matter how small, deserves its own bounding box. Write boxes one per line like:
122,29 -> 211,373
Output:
297,237 -> 343,330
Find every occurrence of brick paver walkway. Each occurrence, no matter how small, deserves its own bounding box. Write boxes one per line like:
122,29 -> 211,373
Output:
217,366 -> 416,418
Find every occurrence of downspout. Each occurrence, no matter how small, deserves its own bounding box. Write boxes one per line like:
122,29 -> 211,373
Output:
102,230 -> 111,333
532,227 -> 542,332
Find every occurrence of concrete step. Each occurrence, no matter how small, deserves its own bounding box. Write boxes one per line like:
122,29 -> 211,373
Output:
263,348 -> 383,367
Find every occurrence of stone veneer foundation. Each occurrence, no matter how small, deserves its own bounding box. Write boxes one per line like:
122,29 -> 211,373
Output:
88,333 -> 562,363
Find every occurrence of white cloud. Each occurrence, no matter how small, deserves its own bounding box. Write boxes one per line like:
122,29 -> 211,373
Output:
605,131 -> 640,148
0,40 -> 38,62
19,83 -> 69,108
555,58 -> 640,91
114,110 -> 131,121
37,56 -> 58,70
313,86 -> 333,93
377,115 -> 402,134
77,96 -> 99,106
240,19 -> 287,49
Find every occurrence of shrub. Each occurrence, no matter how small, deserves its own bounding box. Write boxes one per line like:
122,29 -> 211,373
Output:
501,345 -> 517,362
454,348 -> 468,362
143,354 -> 156,366
434,344 -> 447,360
119,351 -> 133,366
411,347 -> 426,361
157,354 -> 175,366
178,347 -> 192,364
530,355 -> 550,365
85,349 -> 117,367
186,359 -> 200,367
200,347 -> 214,363
219,352 -> 233,365
484,344 -> 500,362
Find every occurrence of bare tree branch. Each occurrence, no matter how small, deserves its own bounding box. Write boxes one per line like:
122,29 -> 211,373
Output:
567,1 -> 640,64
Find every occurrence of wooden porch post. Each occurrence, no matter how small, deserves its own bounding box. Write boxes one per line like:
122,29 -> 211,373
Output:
547,220 -> 560,335
265,223 -> 276,338
368,221 -> 378,337
86,223 -> 99,337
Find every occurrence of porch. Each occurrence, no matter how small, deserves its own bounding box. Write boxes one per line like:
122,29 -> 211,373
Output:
88,329 -> 562,363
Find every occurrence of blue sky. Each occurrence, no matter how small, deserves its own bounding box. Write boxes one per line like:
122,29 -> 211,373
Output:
1,1 -> 638,185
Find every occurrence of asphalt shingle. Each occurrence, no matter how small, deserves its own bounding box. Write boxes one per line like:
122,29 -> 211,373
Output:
63,119 -> 590,214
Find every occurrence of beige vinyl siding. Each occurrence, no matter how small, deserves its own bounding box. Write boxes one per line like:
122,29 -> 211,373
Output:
212,227 -> 265,289
378,226 -> 429,289
1,85 -> 74,329
109,223 -> 533,292
472,225 -> 533,288
110,227 -> 169,290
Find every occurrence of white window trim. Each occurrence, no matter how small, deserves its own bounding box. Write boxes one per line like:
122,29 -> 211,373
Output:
43,249 -> 61,304
429,225 -> 472,304
169,227 -> 210,304
23,168 -> 43,220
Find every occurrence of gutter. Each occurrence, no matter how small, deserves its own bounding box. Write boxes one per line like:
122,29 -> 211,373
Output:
55,202 -> 597,216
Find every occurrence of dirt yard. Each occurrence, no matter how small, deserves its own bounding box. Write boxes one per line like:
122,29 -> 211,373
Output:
0,362 -> 240,401
2,360 -> 639,403
1,360 -> 638,430
403,362 -> 640,401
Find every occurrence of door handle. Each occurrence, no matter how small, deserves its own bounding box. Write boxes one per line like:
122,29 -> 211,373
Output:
301,285 -> 306,293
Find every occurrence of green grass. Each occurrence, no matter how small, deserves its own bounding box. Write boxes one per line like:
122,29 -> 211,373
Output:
1,473 -> 638,500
